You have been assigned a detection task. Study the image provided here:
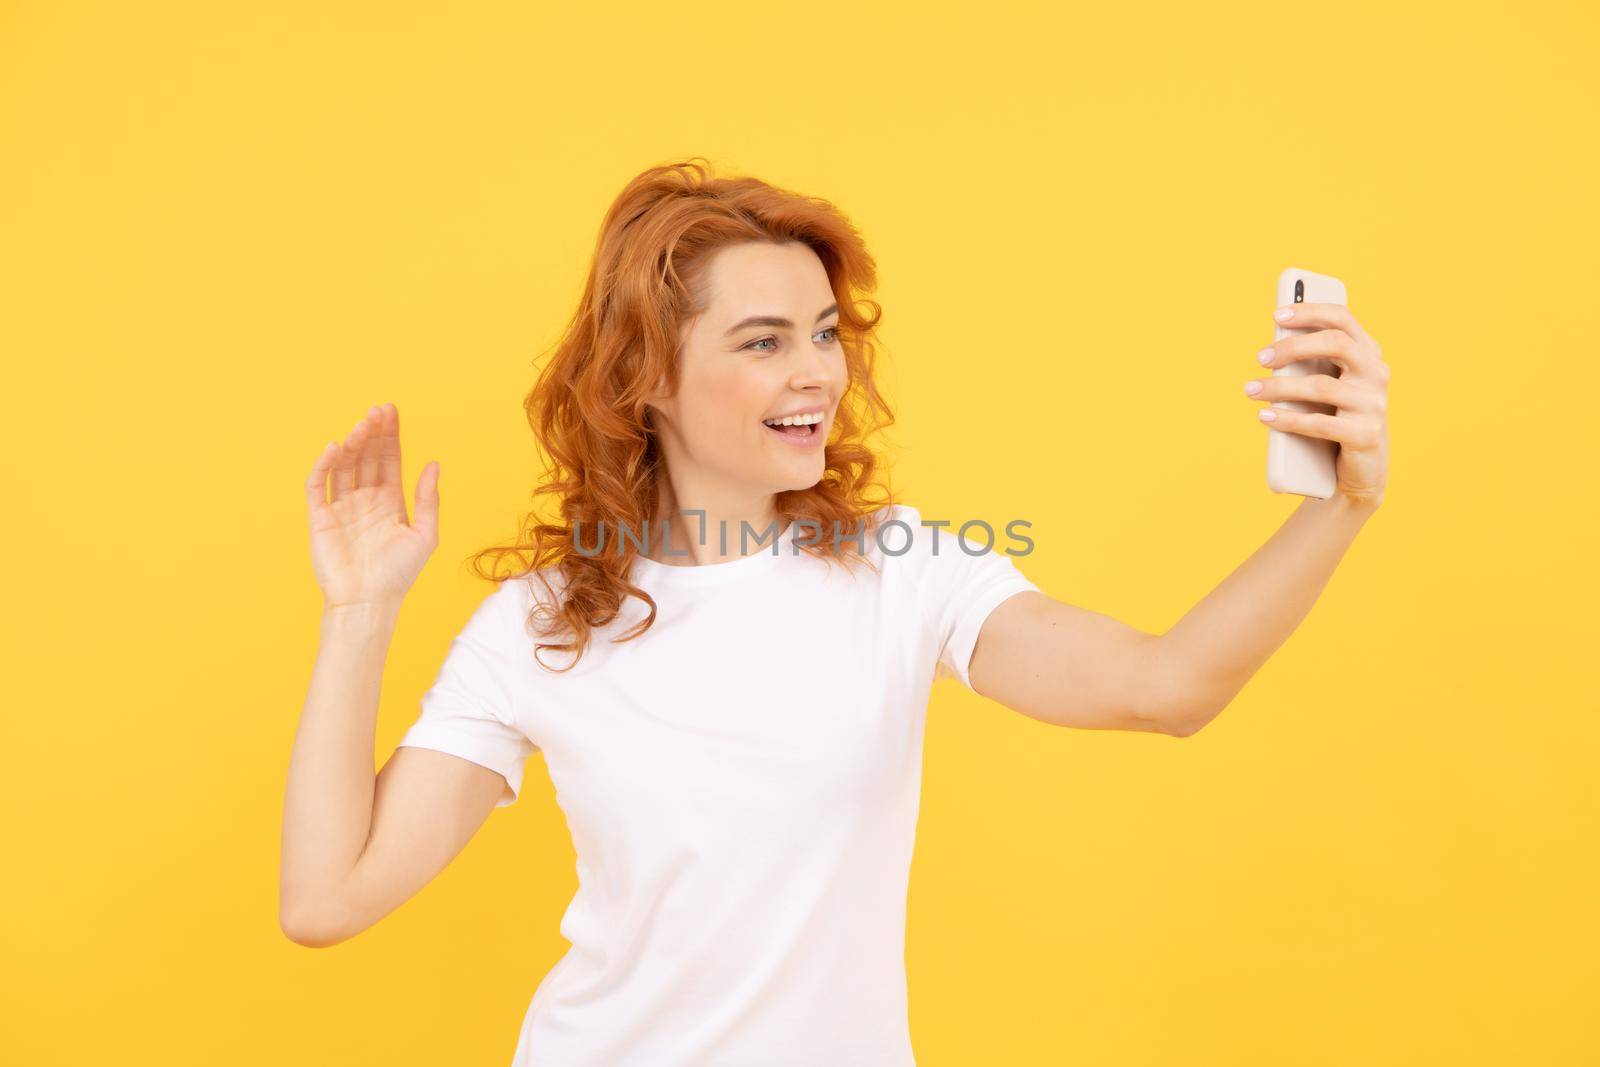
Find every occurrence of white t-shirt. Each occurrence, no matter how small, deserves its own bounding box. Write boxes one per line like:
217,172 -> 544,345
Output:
397,503 -> 1041,1065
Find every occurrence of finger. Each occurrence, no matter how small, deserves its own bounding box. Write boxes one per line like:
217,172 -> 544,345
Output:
305,440 -> 339,512
1259,328 -> 1378,378
1244,373 -> 1384,414
1258,408 -> 1382,450
412,460 -> 440,544
331,418 -> 364,500
379,402 -> 402,491
356,405 -> 384,489
1274,301 -> 1374,348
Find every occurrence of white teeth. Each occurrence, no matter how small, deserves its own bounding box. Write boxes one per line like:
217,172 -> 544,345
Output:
763,412 -> 822,427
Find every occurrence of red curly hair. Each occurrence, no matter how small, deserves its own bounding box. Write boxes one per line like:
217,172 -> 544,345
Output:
467,158 -> 899,671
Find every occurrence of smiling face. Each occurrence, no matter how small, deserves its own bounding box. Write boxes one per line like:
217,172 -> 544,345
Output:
646,240 -> 848,506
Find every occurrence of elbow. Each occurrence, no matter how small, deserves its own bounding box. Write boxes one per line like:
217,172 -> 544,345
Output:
1137,695 -> 1217,738
279,903 -> 329,948
1162,713 -> 1205,738
1154,696 -> 1226,738
279,899 -> 350,949
1141,686 -> 1223,737
1136,641 -> 1226,738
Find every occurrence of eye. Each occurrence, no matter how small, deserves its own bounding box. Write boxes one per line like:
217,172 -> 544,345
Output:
743,326 -> 841,353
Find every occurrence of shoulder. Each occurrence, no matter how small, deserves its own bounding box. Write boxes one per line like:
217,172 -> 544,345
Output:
462,566 -> 566,638
866,502 -> 989,561
864,502 -> 926,544
494,565 -> 571,619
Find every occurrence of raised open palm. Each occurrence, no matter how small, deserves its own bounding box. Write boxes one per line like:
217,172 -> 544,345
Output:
305,403 -> 440,609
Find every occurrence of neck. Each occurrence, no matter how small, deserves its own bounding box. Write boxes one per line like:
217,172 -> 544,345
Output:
645,474 -> 784,566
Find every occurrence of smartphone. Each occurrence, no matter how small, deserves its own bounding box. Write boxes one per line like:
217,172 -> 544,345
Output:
1266,267 -> 1346,498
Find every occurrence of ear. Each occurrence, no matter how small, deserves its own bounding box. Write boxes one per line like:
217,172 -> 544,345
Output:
642,361 -> 677,414
642,337 -> 685,425
641,390 -> 669,435
643,374 -> 668,406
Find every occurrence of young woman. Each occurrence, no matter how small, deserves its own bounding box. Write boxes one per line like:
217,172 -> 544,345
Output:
280,159 -> 1390,1065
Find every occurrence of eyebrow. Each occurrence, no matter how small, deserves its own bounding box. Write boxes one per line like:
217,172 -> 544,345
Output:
723,302 -> 840,337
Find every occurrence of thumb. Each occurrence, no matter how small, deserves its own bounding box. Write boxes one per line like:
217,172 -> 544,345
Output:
413,460 -> 440,542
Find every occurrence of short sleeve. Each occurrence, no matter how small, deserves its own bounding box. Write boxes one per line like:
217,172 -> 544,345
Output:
893,506 -> 1042,691
396,580 -> 539,808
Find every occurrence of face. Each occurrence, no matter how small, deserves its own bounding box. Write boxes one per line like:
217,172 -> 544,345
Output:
646,240 -> 848,500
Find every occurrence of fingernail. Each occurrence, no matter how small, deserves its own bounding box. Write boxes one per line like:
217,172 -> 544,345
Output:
1274,307 -> 1294,322
1259,409 -> 1277,422
1244,381 -> 1262,396
1257,348 -> 1274,364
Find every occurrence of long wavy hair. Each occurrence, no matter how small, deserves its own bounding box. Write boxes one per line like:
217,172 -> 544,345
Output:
466,158 -> 899,671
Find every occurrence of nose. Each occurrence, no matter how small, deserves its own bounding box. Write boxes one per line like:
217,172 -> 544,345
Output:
787,338 -> 841,393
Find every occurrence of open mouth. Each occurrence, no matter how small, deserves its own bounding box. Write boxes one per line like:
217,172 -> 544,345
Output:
763,420 -> 819,440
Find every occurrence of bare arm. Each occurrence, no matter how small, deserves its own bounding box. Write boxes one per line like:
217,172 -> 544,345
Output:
277,600 -> 397,942
279,402 -> 509,947
969,494 -> 1379,737
1141,492 -> 1378,734
968,300 -> 1390,737
278,603 -> 511,947
966,592 -> 1169,735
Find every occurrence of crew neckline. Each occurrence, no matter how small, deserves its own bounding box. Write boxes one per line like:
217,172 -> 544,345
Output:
629,519 -> 796,587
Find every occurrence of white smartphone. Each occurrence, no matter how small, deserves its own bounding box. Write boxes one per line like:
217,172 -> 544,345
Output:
1266,267 -> 1347,498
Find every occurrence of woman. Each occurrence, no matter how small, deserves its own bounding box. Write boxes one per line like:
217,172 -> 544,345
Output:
280,159 -> 1390,1065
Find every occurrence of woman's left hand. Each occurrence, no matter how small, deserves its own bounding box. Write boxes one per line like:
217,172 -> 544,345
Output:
1247,303 -> 1390,507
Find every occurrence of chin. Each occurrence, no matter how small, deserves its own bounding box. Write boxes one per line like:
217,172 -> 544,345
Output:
766,462 -> 826,494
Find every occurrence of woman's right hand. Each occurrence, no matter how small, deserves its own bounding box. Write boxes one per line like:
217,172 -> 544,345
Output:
305,403 -> 441,611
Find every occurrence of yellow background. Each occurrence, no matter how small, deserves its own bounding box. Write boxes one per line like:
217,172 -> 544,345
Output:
3,1 -> 1595,1063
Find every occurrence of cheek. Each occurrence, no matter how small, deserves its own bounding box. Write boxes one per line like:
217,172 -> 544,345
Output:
680,366 -> 768,441
727,367 -> 782,419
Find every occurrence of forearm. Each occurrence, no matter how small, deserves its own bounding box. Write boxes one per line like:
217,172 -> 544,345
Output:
279,600 -> 402,922
1147,493 -> 1379,733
